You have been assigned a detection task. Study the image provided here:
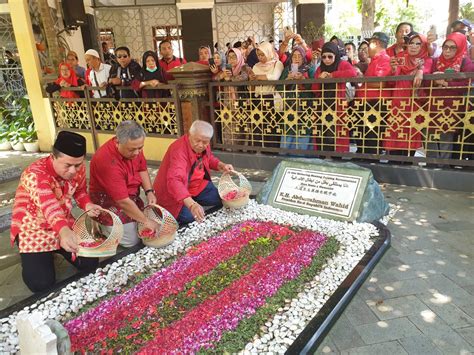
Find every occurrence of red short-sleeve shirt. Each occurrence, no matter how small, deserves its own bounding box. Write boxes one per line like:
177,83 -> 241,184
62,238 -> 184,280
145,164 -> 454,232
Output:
89,137 -> 147,201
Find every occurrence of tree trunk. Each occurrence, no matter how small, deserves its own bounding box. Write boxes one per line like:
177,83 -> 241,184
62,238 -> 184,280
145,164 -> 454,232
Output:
37,0 -> 61,70
447,0 -> 459,35
361,0 -> 376,38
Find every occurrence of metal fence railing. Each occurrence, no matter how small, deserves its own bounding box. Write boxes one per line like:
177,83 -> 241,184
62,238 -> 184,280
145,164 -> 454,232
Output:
209,73 -> 474,167
48,85 -> 183,151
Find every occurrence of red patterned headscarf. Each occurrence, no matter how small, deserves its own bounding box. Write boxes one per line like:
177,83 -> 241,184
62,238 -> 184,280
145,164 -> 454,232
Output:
55,62 -> 79,98
398,34 -> 430,75
436,32 -> 467,73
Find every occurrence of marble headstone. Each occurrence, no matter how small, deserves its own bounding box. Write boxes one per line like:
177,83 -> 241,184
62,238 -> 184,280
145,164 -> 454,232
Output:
257,159 -> 389,222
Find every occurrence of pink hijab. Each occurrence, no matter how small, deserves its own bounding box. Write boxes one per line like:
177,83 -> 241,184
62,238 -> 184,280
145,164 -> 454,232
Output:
228,48 -> 244,76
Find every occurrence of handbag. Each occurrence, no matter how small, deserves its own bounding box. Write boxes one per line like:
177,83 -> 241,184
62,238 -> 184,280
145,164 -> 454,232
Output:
345,82 -> 355,102
273,92 -> 284,111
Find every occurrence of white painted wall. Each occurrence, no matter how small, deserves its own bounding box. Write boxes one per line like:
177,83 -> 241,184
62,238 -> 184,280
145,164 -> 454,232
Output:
64,27 -> 86,67
95,6 -> 179,61
215,3 -> 274,47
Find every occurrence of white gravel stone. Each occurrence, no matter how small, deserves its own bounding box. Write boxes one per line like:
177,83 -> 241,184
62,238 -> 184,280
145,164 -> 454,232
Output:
0,201 -> 380,353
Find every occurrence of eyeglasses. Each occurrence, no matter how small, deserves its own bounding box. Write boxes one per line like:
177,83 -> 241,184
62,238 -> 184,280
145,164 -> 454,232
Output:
409,42 -> 422,47
442,45 -> 457,51
322,54 -> 335,60
117,55 -> 129,59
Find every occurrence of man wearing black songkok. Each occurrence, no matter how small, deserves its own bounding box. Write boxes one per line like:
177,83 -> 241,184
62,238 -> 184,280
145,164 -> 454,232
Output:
10,131 -> 102,293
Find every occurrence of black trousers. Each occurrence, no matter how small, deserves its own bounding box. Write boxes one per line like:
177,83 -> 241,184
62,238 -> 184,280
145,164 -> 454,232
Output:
20,248 -> 98,293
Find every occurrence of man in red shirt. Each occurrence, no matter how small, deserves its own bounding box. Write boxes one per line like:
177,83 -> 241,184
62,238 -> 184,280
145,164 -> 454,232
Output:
89,121 -> 159,247
11,131 -> 102,292
356,32 -> 392,154
153,120 -> 233,225
386,22 -> 413,57
158,39 -> 187,80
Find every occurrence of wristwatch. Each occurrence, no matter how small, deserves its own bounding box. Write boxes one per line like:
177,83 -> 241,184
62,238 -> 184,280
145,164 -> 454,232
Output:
145,189 -> 154,195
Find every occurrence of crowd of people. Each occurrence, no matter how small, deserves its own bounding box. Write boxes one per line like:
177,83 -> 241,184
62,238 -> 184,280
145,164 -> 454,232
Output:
46,39 -> 186,99
11,120 -> 232,292
12,18 -> 474,294
46,19 -> 474,157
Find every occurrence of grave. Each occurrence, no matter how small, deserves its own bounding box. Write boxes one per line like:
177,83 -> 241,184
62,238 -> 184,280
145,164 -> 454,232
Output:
2,161 -> 391,353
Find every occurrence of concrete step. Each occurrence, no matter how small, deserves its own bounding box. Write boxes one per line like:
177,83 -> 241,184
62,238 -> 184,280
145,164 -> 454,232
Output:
0,229 -> 20,272
0,179 -> 19,233
0,205 -> 12,233
0,164 -> 21,184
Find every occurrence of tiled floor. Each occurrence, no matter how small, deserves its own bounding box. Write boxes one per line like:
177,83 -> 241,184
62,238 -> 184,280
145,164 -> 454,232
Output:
316,184 -> 474,354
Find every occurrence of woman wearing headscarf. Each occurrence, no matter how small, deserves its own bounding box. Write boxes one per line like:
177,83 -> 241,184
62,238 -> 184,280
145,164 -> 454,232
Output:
354,41 -> 370,76
246,48 -> 259,68
329,35 -> 347,59
428,32 -> 474,160
248,41 -> 284,150
209,50 -> 226,81
311,42 -> 357,152
131,50 -> 168,98
383,33 -> 433,155
279,46 -> 314,152
217,48 -> 250,146
46,62 -> 85,98
196,46 -> 212,65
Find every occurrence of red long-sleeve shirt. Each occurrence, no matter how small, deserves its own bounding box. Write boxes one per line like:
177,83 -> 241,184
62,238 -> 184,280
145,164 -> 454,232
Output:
10,156 -> 90,253
356,50 -> 392,99
153,135 -> 220,218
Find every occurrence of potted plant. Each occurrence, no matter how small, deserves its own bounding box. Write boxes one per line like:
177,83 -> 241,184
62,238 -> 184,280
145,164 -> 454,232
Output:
0,97 -> 13,151
7,95 -> 38,152
8,122 -> 26,151
0,121 -> 11,150
22,122 -> 39,152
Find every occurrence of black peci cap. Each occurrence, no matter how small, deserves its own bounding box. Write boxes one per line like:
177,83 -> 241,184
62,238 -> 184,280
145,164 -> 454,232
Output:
53,131 -> 86,157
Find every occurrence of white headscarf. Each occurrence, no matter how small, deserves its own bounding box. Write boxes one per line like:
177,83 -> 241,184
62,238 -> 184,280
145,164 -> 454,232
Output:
255,41 -> 278,72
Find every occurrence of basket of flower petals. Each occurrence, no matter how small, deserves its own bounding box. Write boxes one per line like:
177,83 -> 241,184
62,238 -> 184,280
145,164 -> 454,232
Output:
137,204 -> 178,248
73,208 -> 123,257
218,170 -> 252,209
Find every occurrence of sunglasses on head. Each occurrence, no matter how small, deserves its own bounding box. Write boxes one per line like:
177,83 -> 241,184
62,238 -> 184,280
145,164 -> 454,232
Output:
322,54 -> 335,59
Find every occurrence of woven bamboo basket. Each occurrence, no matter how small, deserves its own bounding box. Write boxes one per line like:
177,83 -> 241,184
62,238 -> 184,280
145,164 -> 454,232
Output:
218,170 -> 252,209
73,208 -> 123,258
137,204 -> 178,248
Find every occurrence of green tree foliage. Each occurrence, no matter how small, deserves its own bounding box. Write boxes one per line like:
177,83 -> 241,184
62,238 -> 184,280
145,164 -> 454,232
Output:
301,21 -> 326,43
356,0 -> 427,35
374,1 -> 418,35
460,2 -> 474,23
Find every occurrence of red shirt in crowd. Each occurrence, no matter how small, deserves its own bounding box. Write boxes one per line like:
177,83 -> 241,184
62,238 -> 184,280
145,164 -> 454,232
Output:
159,56 -> 187,80
357,50 -> 392,99
10,156 -> 91,253
89,137 -> 147,209
279,48 -> 312,65
153,135 -> 220,218
386,44 -> 405,58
